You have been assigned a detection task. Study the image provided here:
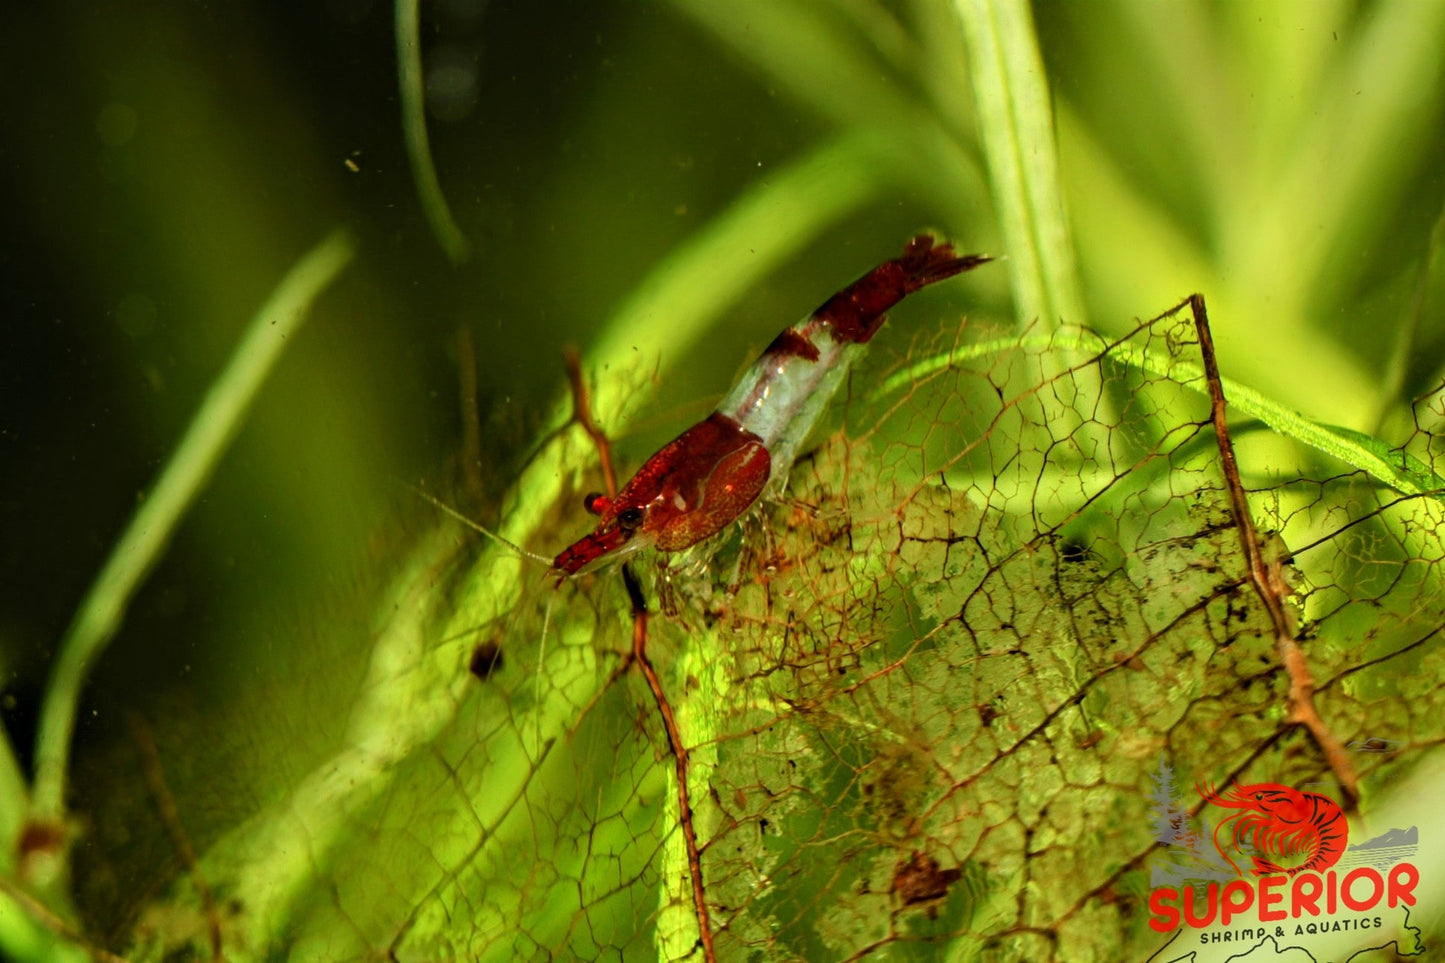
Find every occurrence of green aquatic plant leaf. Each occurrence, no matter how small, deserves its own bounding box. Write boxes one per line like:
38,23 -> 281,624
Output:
13,3 -> 1445,962
878,324 -> 1445,500
32,228 -> 357,825
127,297 -> 1445,963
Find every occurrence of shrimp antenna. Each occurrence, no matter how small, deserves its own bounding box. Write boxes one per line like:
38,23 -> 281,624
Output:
408,484 -> 555,567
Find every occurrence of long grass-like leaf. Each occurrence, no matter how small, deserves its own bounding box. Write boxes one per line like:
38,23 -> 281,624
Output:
956,0 -> 1083,328
877,327 -> 1445,498
1378,195 -> 1445,430
30,229 -> 356,826
0,881 -> 92,963
0,714 -> 26,870
670,0 -> 990,227
396,0 -> 470,264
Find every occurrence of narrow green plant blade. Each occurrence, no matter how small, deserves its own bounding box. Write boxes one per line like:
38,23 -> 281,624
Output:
30,229 -> 356,827
957,0 -> 1083,328
878,325 -> 1445,498
396,0 -> 470,264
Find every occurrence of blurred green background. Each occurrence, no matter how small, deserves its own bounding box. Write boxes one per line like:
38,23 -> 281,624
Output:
2,0 -> 1445,957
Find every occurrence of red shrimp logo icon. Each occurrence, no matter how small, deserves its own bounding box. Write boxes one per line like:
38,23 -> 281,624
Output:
1198,782 -> 1347,877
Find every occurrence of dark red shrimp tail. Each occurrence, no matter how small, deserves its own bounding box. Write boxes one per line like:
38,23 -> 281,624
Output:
813,234 -> 991,345
898,234 -> 993,291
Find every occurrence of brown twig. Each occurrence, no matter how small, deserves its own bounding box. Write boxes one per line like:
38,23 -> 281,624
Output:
565,348 -> 618,499
454,326 -> 485,501
1190,294 -> 1360,811
0,874 -> 133,963
564,351 -> 713,958
128,713 -> 227,960
622,566 -> 717,963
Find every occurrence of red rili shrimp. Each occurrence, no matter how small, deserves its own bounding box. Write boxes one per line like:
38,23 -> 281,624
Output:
553,234 -> 990,576
1201,781 -> 1348,877
409,235 -> 989,963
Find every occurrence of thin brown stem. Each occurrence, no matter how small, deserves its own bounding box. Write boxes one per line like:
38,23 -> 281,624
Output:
128,713 -> 226,960
622,566 -> 717,963
1190,294 -> 1360,811
565,348 -> 619,499
566,353 -> 714,958
0,875 -> 133,963
454,326 -> 485,501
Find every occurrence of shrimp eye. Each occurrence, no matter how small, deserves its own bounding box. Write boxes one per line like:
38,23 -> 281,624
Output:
584,492 -> 611,516
617,506 -> 644,530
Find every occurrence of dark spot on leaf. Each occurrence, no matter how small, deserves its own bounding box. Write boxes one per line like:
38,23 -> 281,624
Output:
891,850 -> 962,913
17,820 -> 65,860
469,641 -> 504,680
1347,737 -> 1399,754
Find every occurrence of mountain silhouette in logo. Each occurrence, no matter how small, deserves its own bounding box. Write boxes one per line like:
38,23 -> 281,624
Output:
1350,826 -> 1418,850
